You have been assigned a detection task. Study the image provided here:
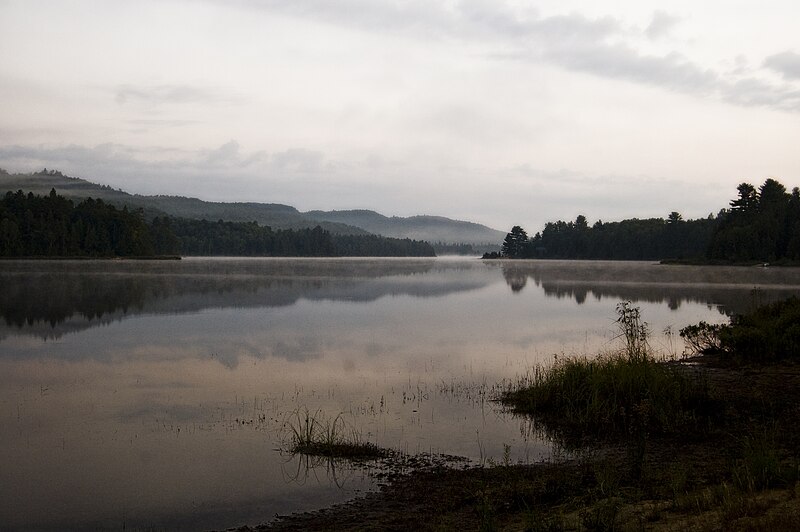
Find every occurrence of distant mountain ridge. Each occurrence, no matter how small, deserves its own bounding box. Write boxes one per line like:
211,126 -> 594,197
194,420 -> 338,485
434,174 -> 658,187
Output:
305,209 -> 506,245
0,169 -> 505,244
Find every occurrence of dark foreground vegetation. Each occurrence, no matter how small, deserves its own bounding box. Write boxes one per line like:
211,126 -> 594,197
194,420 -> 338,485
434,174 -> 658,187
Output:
0,189 -> 435,257
503,303 -> 715,449
488,178 -> 800,263
255,300 -> 800,531
680,296 -> 800,363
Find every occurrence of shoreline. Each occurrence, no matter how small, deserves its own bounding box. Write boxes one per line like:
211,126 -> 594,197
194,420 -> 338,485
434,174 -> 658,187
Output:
0,255 -> 182,260
240,355 -> 800,531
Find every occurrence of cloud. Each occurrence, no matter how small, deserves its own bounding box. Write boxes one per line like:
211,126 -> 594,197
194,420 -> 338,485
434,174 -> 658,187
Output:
0,140 -> 733,233
214,0 -> 800,114
204,140 -> 241,165
0,141 -> 336,201
543,44 -> 718,94
114,84 -> 234,108
722,77 -> 800,112
764,50 -> 800,81
271,148 -> 325,173
0,142 -> 281,176
645,11 -> 681,40
224,0 -> 453,36
126,119 -> 200,128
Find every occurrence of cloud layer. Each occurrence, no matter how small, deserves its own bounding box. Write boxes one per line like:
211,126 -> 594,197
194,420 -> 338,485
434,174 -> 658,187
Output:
1,0 -> 799,230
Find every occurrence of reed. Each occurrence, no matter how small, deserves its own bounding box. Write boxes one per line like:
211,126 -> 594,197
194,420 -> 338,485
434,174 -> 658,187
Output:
502,302 -> 715,445
283,407 -> 388,459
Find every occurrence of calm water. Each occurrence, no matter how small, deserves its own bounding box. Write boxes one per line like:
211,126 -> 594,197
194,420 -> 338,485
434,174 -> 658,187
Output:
2,258 -> 800,530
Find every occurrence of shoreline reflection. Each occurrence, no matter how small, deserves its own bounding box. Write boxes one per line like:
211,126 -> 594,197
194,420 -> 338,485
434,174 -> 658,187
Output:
498,261 -> 800,314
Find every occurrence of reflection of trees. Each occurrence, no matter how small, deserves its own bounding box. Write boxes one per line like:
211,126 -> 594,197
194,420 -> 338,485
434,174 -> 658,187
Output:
0,259 -> 492,341
498,261 -> 800,315
501,265 -> 527,293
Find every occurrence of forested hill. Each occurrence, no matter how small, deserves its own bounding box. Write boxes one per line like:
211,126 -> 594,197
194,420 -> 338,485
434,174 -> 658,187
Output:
0,169 -> 363,235
0,169 -> 504,245
304,209 -> 506,246
492,178 -> 800,263
0,189 -> 435,257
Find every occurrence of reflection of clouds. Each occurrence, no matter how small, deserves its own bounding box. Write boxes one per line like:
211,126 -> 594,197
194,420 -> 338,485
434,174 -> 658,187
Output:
272,337 -> 322,363
365,342 -> 387,357
119,402 -> 209,424
6,259 -> 800,371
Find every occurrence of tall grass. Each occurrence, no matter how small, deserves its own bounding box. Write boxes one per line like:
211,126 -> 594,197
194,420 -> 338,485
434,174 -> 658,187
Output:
282,407 -> 388,459
504,355 -> 711,440
502,302 -> 714,444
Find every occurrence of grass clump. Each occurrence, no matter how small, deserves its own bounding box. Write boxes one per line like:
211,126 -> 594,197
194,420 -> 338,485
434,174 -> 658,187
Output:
503,355 -> 711,442
283,408 -> 388,460
502,302 -> 713,444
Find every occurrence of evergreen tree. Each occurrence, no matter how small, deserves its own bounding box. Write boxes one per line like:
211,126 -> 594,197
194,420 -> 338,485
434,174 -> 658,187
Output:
501,226 -> 528,258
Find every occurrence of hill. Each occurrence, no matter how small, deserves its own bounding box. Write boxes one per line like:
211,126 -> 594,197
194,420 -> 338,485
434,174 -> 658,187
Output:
0,169 -> 505,244
304,209 -> 506,246
0,169 -> 365,235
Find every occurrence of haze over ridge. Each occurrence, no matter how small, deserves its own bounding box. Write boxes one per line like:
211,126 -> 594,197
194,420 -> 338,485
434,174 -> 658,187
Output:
1,1 -> 798,230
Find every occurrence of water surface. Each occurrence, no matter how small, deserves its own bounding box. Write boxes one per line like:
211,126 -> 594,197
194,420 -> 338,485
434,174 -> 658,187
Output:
2,258 -> 799,530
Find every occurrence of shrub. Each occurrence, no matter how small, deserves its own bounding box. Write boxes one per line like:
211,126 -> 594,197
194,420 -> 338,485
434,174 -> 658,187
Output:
680,297 -> 800,362
723,297 -> 800,361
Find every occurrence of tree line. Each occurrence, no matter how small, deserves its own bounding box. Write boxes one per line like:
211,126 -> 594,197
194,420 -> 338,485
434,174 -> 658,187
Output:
708,179 -> 800,262
492,178 -> 800,263
0,190 -> 436,257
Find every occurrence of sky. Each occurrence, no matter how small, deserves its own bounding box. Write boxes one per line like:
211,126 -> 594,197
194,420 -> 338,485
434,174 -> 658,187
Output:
0,0 -> 799,231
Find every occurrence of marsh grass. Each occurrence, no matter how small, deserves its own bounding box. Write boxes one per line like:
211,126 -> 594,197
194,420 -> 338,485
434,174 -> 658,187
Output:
283,408 -> 388,460
732,426 -> 799,493
501,302 -> 715,445
505,355 -> 712,438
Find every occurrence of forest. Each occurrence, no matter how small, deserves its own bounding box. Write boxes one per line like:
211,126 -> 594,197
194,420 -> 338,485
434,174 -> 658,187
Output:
0,189 -> 436,257
494,178 -> 800,263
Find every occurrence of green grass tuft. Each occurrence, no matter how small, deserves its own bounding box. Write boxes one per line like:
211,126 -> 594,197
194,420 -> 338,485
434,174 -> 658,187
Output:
283,408 -> 389,460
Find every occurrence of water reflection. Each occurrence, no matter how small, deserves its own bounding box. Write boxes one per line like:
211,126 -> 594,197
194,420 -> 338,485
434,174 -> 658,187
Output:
7,259 -> 800,344
3,258 -> 800,530
498,260 -> 800,314
0,258 -> 473,342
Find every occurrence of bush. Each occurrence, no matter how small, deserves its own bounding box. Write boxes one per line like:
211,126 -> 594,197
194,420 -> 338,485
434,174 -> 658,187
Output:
681,297 -> 800,362
722,297 -> 800,361
679,321 -> 726,355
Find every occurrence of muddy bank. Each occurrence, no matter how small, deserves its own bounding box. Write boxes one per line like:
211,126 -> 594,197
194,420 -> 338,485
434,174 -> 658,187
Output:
228,358 -> 800,531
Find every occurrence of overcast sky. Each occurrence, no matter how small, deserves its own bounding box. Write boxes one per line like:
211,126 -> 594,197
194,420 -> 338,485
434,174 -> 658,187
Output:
1,0 -> 799,231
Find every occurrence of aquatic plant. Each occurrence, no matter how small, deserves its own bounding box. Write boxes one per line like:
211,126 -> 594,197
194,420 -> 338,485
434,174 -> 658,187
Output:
502,302 -> 714,445
282,407 -> 388,460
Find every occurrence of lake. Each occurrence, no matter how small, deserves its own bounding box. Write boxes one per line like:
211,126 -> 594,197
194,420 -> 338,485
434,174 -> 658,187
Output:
2,258 -> 800,531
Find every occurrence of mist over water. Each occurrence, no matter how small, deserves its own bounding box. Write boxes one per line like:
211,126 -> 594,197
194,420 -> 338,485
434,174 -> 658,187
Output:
2,258 -> 799,530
